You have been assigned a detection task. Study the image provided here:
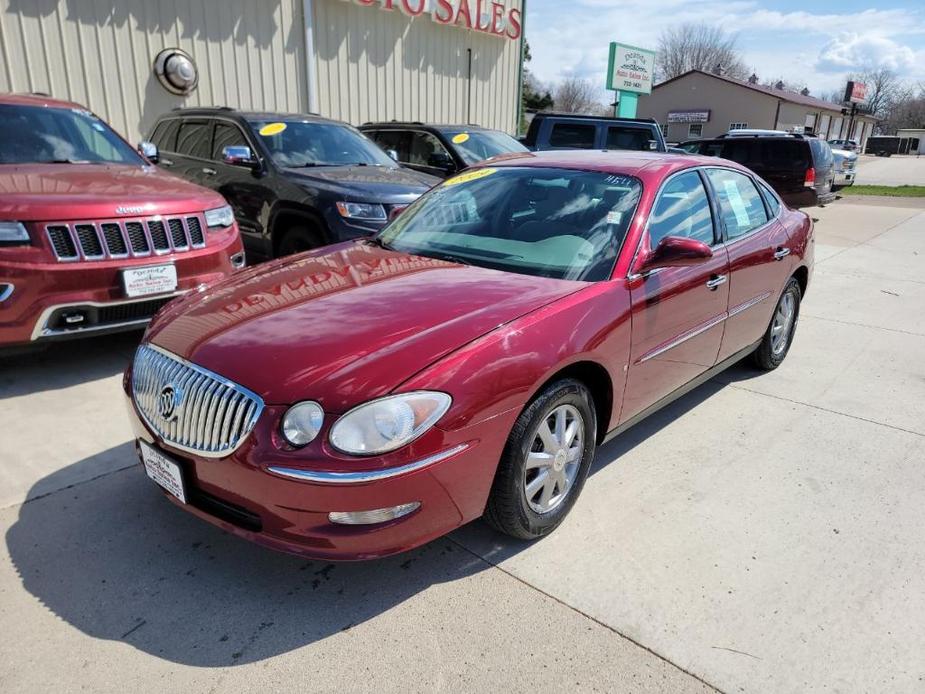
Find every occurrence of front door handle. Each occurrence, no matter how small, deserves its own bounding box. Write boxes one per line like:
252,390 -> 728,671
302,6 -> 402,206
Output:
202,167 -> 217,176
774,247 -> 791,261
705,274 -> 727,290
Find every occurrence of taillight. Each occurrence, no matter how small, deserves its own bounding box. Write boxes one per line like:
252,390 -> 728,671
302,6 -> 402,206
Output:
803,166 -> 816,188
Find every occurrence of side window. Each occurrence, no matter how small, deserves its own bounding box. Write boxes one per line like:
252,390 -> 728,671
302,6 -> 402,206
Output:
212,122 -> 248,160
175,119 -> 212,159
152,119 -> 179,151
370,130 -> 410,162
407,131 -> 451,167
605,127 -> 651,151
648,171 -> 715,247
705,169 -> 769,239
721,140 -> 760,166
758,181 -> 781,217
548,123 -> 596,148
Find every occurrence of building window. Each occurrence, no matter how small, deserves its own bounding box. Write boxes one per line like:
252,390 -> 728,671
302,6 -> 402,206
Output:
688,123 -> 703,138
729,122 -> 748,131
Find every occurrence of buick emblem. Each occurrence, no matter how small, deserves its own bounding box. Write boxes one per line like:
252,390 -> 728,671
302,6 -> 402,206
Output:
158,384 -> 181,421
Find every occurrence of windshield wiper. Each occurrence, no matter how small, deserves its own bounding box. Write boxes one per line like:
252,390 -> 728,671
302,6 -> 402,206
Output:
415,250 -> 474,267
366,236 -> 393,250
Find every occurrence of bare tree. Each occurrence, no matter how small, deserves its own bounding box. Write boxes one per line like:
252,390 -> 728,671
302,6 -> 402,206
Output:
655,23 -> 749,83
852,67 -> 901,120
552,77 -> 603,114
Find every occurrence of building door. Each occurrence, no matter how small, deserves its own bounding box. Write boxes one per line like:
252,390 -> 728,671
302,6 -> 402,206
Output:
819,114 -> 831,138
831,117 -> 843,140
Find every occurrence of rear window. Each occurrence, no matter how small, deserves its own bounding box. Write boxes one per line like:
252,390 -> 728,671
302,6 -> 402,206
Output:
809,138 -> 833,168
605,127 -> 652,151
549,123 -> 596,149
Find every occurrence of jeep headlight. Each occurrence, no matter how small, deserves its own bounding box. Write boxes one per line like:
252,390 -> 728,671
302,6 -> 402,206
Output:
204,205 -> 234,229
329,391 -> 451,455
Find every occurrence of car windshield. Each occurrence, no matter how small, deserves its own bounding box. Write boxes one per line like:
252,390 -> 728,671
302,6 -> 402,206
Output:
248,119 -> 398,168
378,166 -> 642,282
443,129 -> 528,165
0,104 -> 144,165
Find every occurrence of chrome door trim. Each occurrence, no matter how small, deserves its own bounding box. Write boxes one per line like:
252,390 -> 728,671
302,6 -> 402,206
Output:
268,443 -> 470,485
728,291 -> 772,318
636,311 -> 728,364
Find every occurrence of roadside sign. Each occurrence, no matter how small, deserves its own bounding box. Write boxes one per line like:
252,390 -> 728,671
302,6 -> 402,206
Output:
844,81 -> 867,104
606,42 -> 655,95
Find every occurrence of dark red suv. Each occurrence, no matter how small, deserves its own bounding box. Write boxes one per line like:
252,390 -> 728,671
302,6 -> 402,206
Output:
0,94 -> 245,347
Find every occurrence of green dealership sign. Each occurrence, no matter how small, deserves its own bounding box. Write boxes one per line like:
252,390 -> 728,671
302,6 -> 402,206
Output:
606,42 -> 655,118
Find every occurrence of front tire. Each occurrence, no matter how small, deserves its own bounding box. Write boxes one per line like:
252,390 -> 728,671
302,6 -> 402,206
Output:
276,224 -> 323,258
483,379 -> 597,540
752,277 -> 801,370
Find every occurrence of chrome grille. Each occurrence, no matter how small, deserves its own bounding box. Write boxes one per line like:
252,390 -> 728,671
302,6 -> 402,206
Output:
75,224 -> 104,258
45,214 -> 208,262
148,220 -> 170,251
131,344 -> 264,458
46,226 -> 78,259
101,223 -> 128,256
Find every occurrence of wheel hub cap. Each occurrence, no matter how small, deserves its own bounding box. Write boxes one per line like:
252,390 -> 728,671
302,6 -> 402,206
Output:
523,404 -> 584,514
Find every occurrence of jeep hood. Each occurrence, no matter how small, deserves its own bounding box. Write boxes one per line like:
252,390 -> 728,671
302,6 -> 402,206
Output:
145,241 -> 586,410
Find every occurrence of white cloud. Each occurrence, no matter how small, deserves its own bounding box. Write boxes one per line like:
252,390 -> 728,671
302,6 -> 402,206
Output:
816,33 -> 917,73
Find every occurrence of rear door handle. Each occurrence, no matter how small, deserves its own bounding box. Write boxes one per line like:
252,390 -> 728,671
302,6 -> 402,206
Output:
774,247 -> 791,261
202,167 -> 217,176
705,274 -> 727,290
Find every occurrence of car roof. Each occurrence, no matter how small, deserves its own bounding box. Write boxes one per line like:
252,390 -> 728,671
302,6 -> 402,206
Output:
0,92 -> 90,110
162,107 -> 348,126
483,149 -> 745,181
529,112 -> 658,125
360,122 -> 495,132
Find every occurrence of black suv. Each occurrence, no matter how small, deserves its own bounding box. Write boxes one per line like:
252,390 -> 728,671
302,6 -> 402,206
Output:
359,122 -> 528,178
680,133 -> 835,208
520,112 -> 667,152
144,108 -> 439,260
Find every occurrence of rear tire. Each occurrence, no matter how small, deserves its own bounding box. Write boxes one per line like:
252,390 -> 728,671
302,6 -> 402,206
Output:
276,224 -> 323,258
483,379 -> 597,540
752,277 -> 801,370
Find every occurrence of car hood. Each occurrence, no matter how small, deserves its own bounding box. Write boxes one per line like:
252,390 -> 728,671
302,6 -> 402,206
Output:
145,241 -> 586,409
0,164 -> 225,221
281,164 -> 438,200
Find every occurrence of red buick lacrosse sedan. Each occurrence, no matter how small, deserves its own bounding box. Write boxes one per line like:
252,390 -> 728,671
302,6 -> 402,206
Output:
124,150 -> 813,560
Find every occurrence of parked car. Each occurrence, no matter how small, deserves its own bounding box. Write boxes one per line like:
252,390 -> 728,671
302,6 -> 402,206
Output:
0,94 -> 244,348
359,122 -> 528,178
828,139 -> 858,152
831,147 -> 858,190
125,150 -> 812,560
521,112 -> 667,152
145,108 -> 439,262
680,133 -> 836,207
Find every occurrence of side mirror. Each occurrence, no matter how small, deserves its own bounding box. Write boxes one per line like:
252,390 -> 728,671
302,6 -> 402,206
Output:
427,150 -> 455,172
222,145 -> 259,169
385,148 -> 400,161
138,141 -> 159,163
639,236 -> 713,272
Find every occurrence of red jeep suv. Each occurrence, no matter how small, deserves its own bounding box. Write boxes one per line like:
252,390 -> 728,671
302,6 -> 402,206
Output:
0,94 -> 245,347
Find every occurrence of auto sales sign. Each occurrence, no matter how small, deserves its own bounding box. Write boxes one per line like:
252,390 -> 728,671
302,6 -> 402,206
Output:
606,42 -> 655,95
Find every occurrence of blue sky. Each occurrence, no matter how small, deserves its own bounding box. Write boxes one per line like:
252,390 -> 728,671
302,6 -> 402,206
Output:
525,0 -> 925,97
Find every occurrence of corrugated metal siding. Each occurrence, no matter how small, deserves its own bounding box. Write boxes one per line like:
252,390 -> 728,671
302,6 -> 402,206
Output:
312,0 -> 522,133
0,0 -> 307,143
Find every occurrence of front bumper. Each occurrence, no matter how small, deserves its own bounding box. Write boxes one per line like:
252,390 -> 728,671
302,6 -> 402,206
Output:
834,171 -> 855,187
0,231 -> 243,346
123,384 -> 514,560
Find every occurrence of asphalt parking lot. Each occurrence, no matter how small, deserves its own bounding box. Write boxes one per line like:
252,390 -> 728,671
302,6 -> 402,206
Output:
855,153 -> 925,186
2,196 -> 924,693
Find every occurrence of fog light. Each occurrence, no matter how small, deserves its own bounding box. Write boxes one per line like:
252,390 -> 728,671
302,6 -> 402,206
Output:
328,502 -> 420,525
231,251 -> 246,269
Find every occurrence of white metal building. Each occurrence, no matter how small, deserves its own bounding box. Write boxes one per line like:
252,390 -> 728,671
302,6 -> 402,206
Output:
0,0 -> 524,143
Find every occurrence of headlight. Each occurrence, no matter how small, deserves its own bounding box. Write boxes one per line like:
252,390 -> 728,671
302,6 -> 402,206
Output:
330,391 -> 451,455
204,205 -> 234,229
335,201 -> 387,221
0,221 -> 29,246
281,401 -> 325,447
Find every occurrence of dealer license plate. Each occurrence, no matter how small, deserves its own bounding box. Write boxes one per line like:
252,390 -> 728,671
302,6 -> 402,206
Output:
140,440 -> 187,504
122,264 -> 177,298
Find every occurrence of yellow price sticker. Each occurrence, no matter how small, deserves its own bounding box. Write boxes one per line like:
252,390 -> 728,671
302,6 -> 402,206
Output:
451,132 -> 470,144
258,122 -> 287,136
444,167 -> 496,186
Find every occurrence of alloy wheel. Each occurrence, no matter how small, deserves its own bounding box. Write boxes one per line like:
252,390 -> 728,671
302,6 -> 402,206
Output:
770,291 -> 796,356
523,404 -> 584,514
